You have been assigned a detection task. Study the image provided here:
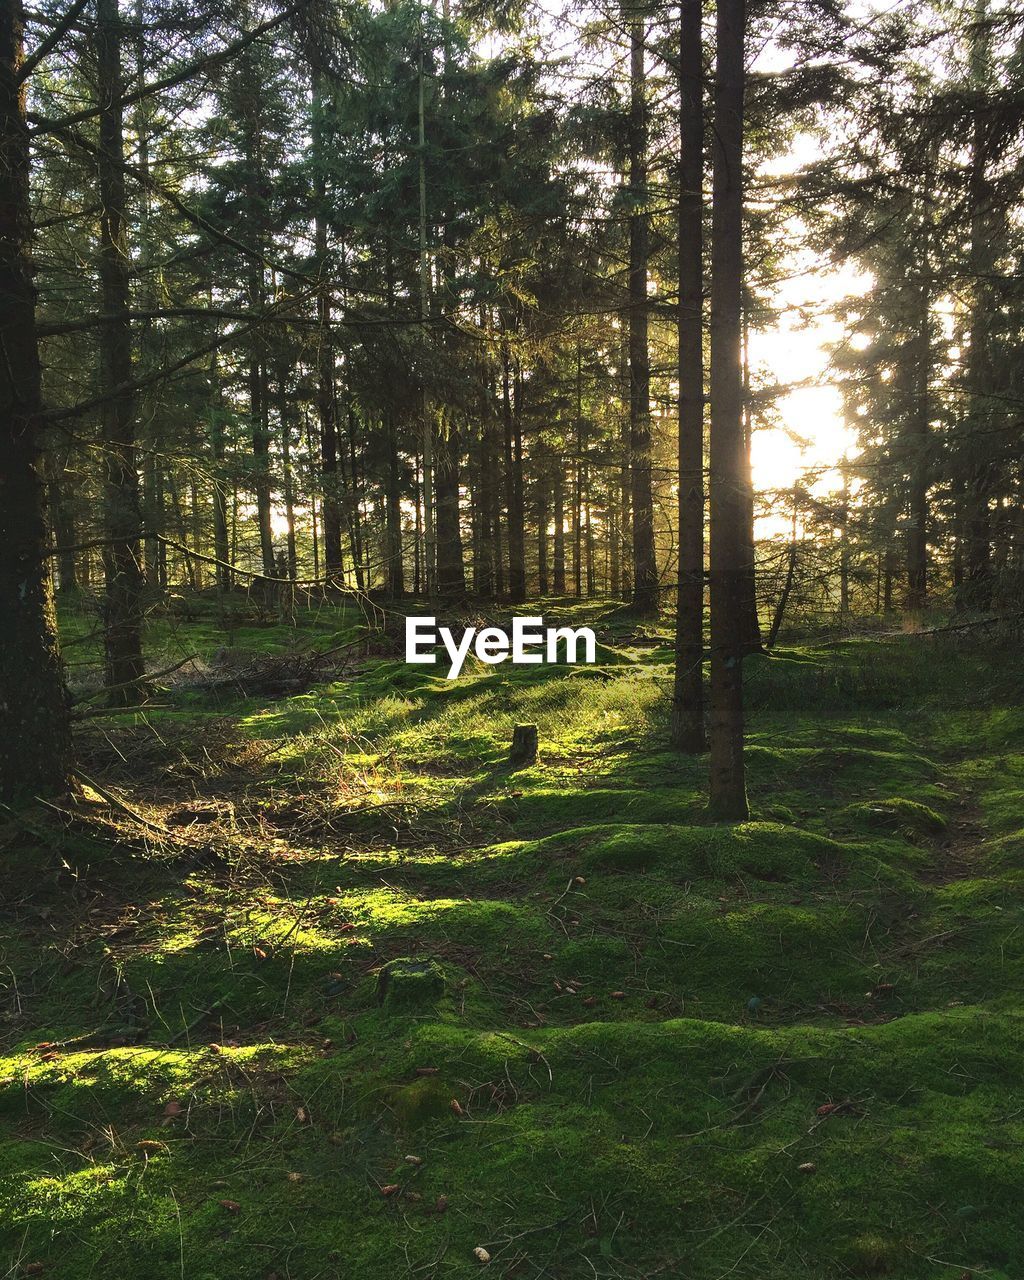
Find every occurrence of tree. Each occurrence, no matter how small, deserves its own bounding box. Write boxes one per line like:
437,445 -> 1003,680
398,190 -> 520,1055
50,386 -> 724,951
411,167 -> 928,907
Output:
96,0 -> 145,703
0,0 -> 72,799
670,0 -> 706,752
627,6 -> 658,615
707,0 -> 749,820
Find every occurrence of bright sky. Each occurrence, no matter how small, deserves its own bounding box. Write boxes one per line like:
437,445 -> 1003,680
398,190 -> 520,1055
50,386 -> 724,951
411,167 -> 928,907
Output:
746,114 -> 869,528
748,255 -> 865,506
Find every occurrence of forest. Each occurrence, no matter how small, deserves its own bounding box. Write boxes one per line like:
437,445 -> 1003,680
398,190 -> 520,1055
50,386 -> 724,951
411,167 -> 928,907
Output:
2,0 -> 1024,1275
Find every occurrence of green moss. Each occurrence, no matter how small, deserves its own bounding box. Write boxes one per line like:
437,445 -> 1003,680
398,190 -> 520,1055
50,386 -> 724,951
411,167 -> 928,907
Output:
376,957 -> 447,1008
844,796 -> 947,835
5,610 -> 1023,1277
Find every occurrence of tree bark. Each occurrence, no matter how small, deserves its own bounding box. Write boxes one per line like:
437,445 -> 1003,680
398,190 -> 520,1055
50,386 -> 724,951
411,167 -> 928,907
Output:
707,0 -> 749,821
96,0 -> 145,704
0,1 -> 72,798
671,0 -> 706,753
628,15 -> 658,616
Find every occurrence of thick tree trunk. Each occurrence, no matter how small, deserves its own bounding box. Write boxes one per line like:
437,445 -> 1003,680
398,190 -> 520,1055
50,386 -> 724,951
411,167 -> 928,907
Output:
628,16 -> 658,616
671,0 -> 706,753
707,0 -> 749,821
963,1 -> 993,610
96,0 -> 145,704
0,2 -> 72,798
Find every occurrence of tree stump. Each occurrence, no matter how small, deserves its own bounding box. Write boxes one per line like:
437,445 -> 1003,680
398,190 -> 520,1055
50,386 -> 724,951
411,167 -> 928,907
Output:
509,723 -> 538,766
376,957 -> 447,1009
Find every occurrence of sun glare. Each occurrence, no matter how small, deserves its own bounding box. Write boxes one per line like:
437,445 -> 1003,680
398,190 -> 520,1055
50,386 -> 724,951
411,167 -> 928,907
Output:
748,253 -> 869,527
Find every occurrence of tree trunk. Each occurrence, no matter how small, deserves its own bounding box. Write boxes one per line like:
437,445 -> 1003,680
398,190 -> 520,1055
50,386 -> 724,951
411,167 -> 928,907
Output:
209,355 -> 232,591
0,1 -> 72,798
553,463 -> 566,593
313,80 -> 344,579
502,337 -> 526,602
739,302 -> 761,648
963,0 -> 993,610
671,0 -> 706,753
838,466 -> 850,626
278,365 -> 297,579
767,487 -> 799,649
628,16 -> 658,615
346,401 -> 366,591
306,411 -> 320,580
46,450 -> 78,595
417,35 -> 435,596
385,415 -> 405,598
97,0 -> 145,704
476,418 -> 496,597
166,469 -> 197,590
619,327 -> 632,601
584,482 -> 595,596
536,469 -> 549,595
883,546 -> 895,617
707,0 -> 749,821
906,211 -> 931,615
249,351 -> 275,578
435,421 -> 466,596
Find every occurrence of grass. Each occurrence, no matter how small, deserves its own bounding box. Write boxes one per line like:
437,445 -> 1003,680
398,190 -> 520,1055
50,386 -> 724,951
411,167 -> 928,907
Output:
2,596 -> 1023,1278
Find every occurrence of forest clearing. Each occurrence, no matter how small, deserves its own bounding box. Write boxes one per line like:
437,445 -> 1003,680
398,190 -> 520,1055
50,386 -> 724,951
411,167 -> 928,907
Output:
4,0 -> 1024,1274
3,601 -> 1024,1277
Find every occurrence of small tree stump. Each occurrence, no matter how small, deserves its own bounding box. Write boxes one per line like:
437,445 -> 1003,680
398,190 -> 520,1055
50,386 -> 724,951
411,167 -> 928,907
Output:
509,723 -> 538,766
376,957 -> 447,1009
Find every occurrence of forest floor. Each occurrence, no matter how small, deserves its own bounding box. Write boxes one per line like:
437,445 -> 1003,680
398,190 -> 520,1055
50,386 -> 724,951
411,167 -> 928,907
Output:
2,598 -> 1024,1279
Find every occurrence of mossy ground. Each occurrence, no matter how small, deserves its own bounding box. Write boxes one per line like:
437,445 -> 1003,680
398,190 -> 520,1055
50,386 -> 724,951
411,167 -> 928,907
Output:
2,598 -> 1023,1278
